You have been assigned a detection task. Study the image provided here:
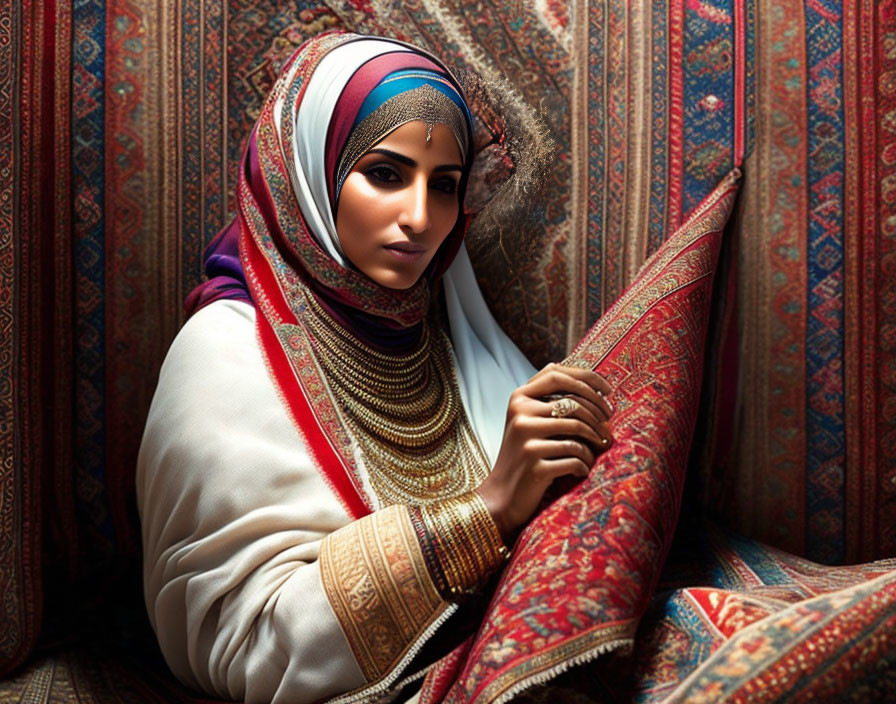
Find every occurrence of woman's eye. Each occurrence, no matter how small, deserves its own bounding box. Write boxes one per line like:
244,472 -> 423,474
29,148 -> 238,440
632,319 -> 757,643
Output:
365,165 -> 401,184
431,178 -> 458,194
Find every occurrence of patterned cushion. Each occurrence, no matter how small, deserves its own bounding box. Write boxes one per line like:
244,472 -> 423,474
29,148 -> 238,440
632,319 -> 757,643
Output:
4,0 -> 896,695
509,524 -> 896,702
421,172 -> 740,703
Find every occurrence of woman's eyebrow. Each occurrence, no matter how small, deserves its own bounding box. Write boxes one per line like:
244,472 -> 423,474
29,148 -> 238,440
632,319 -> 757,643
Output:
367,148 -> 416,166
366,148 -> 463,173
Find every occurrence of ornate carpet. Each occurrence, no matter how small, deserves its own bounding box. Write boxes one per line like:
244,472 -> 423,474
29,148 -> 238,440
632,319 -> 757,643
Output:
504,522 -> 896,702
2,0 -> 896,699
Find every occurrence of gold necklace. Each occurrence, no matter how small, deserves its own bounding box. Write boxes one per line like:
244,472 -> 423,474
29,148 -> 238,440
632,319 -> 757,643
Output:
302,291 -> 490,506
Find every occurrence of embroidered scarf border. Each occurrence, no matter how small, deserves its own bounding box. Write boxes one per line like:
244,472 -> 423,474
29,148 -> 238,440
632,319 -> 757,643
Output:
240,33 -> 375,517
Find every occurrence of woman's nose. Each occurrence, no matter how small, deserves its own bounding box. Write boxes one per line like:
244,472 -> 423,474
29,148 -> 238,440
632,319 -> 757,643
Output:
398,178 -> 430,233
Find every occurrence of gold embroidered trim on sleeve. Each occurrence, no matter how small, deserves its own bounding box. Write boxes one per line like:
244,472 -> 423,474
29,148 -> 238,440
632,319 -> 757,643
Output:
319,505 -> 444,681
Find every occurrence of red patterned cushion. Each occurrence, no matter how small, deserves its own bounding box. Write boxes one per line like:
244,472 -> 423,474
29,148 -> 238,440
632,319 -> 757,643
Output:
423,171 -> 740,703
663,570 -> 896,701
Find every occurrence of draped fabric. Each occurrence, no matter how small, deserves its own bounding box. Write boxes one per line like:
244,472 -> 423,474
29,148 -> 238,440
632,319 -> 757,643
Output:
424,170 -> 743,703
3,0 -> 896,700
220,31 -> 533,517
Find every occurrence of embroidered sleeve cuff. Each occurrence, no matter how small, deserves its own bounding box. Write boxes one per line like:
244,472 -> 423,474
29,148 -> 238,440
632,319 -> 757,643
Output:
319,504 -> 445,683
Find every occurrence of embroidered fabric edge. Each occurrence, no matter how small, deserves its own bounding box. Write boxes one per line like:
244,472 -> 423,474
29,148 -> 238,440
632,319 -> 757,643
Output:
319,504 -> 446,683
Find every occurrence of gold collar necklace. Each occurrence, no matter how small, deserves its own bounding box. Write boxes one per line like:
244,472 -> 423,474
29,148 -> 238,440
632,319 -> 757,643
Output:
302,291 -> 490,506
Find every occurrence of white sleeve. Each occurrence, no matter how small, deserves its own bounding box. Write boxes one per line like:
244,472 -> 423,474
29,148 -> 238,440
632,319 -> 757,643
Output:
137,300 -> 366,703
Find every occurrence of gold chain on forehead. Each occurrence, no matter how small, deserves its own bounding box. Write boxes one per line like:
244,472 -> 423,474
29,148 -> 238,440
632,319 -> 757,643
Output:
335,84 -> 469,203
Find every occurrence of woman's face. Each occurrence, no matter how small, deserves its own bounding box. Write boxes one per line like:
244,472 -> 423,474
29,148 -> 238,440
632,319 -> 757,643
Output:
335,120 -> 463,290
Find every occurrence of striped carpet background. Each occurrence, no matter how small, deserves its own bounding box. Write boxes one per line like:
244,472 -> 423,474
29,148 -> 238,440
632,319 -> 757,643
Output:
2,0 -> 894,696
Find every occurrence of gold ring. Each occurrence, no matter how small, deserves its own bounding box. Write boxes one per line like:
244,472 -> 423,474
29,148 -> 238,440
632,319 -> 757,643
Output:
551,397 -> 578,418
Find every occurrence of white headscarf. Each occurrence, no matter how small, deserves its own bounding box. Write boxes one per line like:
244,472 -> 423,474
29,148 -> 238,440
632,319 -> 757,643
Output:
278,36 -> 536,463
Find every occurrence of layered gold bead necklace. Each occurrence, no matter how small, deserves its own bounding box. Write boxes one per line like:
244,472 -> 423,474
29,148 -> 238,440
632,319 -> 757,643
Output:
302,292 -> 490,506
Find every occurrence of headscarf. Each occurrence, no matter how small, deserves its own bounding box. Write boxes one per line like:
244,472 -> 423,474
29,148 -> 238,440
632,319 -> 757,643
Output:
186,33 -> 535,514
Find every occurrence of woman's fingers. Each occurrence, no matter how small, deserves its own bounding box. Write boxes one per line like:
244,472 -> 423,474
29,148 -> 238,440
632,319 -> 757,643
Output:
536,456 -> 592,481
559,418 -> 612,452
563,365 -> 613,396
526,364 -> 614,420
527,363 -> 607,398
506,387 -> 615,451
596,421 -> 613,450
482,366 -> 617,537
543,393 -> 610,430
546,362 -> 612,396
529,437 -> 596,466
538,416 -> 606,450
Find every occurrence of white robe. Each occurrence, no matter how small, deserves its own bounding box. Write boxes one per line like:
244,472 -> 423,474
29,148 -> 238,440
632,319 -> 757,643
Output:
139,295 -> 531,703
138,300 -> 367,702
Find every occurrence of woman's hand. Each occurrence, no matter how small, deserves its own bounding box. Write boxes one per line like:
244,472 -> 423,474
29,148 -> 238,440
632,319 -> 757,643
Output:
476,363 -> 614,541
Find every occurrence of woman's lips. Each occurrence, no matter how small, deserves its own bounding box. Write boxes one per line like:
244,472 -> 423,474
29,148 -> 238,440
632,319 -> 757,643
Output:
383,242 -> 426,262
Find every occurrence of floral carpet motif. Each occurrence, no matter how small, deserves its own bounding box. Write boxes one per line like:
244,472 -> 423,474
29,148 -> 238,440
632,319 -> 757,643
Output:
3,0 -> 896,700
420,172 -> 740,703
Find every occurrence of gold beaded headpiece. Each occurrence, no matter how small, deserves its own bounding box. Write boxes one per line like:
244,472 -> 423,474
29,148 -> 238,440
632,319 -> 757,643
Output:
327,59 -> 473,213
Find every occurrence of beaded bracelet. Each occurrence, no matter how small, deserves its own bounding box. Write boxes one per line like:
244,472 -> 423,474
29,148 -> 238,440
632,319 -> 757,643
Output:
415,491 -> 509,599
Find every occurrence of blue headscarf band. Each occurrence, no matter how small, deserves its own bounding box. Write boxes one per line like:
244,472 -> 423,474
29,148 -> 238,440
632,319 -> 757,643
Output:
355,69 -> 471,126
333,65 -> 473,208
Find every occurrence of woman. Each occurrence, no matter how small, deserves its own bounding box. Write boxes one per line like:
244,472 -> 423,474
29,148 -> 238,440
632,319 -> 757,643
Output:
137,32 -> 613,704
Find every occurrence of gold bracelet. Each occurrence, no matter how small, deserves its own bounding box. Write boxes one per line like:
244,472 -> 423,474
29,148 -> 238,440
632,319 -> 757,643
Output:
419,491 -> 509,598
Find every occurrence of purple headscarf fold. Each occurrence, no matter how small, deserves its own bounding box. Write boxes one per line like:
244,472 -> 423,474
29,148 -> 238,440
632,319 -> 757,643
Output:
184,219 -> 250,317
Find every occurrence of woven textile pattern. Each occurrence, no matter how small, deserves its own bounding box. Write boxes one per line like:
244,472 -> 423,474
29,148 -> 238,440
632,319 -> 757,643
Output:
4,0 -> 896,696
0,0 -> 25,674
661,575 -> 896,701
501,525 -> 896,702
802,0 -> 846,565
718,0 -> 896,562
645,529 -> 896,702
3,0 -> 74,676
666,535 -> 896,702
72,0 -> 111,570
428,173 -> 740,704
865,1 -> 896,558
